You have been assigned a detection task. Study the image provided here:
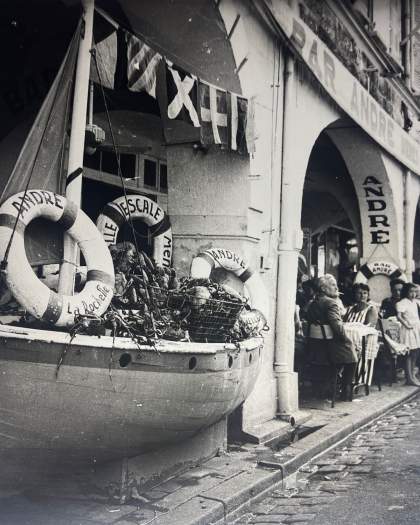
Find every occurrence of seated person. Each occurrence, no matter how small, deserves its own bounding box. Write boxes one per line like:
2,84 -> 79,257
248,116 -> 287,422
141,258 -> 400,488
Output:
300,279 -> 317,317
305,274 -> 357,401
380,278 -> 405,319
343,283 -> 378,327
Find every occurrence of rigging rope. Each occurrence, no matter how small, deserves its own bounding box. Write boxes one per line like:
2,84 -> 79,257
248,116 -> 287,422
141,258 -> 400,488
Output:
92,44 -> 158,337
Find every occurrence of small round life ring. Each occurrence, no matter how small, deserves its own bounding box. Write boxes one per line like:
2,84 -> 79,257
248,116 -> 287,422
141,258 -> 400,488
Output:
354,260 -> 407,284
96,194 -> 172,268
190,247 -> 269,321
0,190 -> 115,326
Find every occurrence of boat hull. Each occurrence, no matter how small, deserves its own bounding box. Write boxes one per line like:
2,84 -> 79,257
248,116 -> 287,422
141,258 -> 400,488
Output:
0,326 -> 262,467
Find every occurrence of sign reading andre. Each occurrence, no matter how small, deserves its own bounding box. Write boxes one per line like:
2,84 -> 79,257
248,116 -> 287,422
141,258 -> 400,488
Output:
269,2 -> 420,176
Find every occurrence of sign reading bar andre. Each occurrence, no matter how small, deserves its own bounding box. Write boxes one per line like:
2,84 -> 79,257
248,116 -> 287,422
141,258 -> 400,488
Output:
270,2 -> 420,176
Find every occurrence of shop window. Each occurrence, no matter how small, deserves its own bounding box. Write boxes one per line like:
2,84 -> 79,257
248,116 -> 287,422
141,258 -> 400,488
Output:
412,1 -> 420,92
144,159 -> 157,187
143,158 -> 167,193
372,0 -> 402,61
119,153 -> 136,179
83,150 -> 136,179
101,150 -> 119,175
160,163 -> 168,192
84,150 -> 168,195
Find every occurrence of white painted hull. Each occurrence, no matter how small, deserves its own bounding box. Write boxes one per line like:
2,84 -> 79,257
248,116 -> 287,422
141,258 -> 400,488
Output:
0,325 -> 262,468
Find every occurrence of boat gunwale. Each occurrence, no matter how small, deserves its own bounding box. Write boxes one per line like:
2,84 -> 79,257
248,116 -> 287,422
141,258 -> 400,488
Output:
0,325 -> 264,355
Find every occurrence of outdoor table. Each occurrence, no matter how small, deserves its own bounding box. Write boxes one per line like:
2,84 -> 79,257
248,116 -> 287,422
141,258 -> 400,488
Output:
343,322 -> 379,395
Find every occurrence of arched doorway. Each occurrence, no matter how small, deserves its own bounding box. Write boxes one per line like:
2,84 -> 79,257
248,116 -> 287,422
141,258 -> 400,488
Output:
325,121 -> 404,304
300,131 -> 361,304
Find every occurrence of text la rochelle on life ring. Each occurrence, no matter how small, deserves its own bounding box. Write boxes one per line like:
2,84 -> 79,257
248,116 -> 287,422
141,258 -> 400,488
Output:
0,190 -> 115,326
96,194 -> 173,268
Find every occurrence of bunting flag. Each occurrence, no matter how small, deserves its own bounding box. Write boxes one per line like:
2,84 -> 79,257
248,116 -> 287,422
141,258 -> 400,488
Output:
245,96 -> 257,155
90,30 -> 118,89
230,93 -> 248,154
126,32 -> 162,98
199,82 -> 228,148
156,60 -> 201,144
166,62 -> 200,127
91,15 -> 254,154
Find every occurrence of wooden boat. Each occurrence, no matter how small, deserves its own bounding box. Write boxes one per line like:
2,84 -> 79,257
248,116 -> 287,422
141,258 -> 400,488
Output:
0,0 -> 264,474
0,324 -> 262,465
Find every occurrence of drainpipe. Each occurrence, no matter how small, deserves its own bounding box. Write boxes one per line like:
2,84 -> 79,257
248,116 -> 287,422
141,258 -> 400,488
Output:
403,0 -> 412,89
274,51 -> 300,420
404,169 -> 413,278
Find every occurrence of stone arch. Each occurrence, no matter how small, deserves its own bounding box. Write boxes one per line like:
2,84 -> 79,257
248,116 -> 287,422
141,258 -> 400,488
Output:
323,120 -> 407,302
325,121 -> 402,265
301,131 -> 362,288
297,115 -> 406,302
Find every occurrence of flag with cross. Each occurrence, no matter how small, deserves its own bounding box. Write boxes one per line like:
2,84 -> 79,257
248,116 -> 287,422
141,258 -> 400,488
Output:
155,58 -> 255,153
199,81 -> 228,149
198,82 -> 251,154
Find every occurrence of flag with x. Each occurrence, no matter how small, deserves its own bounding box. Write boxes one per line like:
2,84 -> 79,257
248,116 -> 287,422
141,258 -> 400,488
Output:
166,62 -> 200,127
157,60 -> 201,144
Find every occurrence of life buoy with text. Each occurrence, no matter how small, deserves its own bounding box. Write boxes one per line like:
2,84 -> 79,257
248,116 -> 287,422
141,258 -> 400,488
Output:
190,248 -> 269,321
354,260 -> 407,284
0,190 -> 115,326
96,195 -> 172,268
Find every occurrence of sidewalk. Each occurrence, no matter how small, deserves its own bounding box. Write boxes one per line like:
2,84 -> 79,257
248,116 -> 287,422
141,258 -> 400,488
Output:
2,382 -> 419,525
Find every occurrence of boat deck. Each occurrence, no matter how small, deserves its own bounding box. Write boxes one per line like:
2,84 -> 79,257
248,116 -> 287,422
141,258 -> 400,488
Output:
0,323 -> 262,354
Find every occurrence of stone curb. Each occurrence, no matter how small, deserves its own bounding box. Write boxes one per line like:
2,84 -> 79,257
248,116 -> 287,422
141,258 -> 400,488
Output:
270,386 -> 420,478
164,386 -> 420,525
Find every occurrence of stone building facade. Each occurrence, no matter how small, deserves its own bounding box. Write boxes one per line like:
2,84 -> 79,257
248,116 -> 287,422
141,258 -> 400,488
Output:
1,0 -> 419,488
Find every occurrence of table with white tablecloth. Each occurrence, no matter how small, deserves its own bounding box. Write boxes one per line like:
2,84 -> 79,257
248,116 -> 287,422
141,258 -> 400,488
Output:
343,322 -> 379,393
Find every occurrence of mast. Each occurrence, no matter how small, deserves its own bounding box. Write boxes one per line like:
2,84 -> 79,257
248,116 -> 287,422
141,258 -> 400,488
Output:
58,0 -> 94,295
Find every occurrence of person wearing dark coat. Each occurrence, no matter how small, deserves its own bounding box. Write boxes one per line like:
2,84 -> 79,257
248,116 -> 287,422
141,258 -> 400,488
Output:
380,278 -> 405,319
305,274 -> 357,401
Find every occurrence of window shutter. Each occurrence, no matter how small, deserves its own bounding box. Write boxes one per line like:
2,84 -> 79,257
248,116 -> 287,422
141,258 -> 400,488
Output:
389,0 -> 402,61
352,0 -> 370,21
412,0 -> 420,92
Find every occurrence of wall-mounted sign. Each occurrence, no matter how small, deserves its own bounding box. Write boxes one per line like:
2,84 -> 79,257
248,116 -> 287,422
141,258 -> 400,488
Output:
355,260 -> 406,283
268,2 -> 420,176
362,175 -> 391,245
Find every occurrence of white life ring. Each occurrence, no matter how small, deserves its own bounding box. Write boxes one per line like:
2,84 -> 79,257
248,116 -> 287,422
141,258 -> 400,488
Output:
0,190 -> 115,326
96,194 -> 172,268
190,247 -> 269,321
354,260 -> 407,284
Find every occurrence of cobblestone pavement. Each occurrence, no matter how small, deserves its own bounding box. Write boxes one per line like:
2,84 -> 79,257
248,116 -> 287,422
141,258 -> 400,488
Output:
230,396 -> 420,525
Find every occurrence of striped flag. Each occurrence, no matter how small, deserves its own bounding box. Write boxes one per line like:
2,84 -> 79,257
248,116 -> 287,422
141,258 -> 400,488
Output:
230,93 -> 248,154
126,32 -> 162,98
90,30 -> 118,89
